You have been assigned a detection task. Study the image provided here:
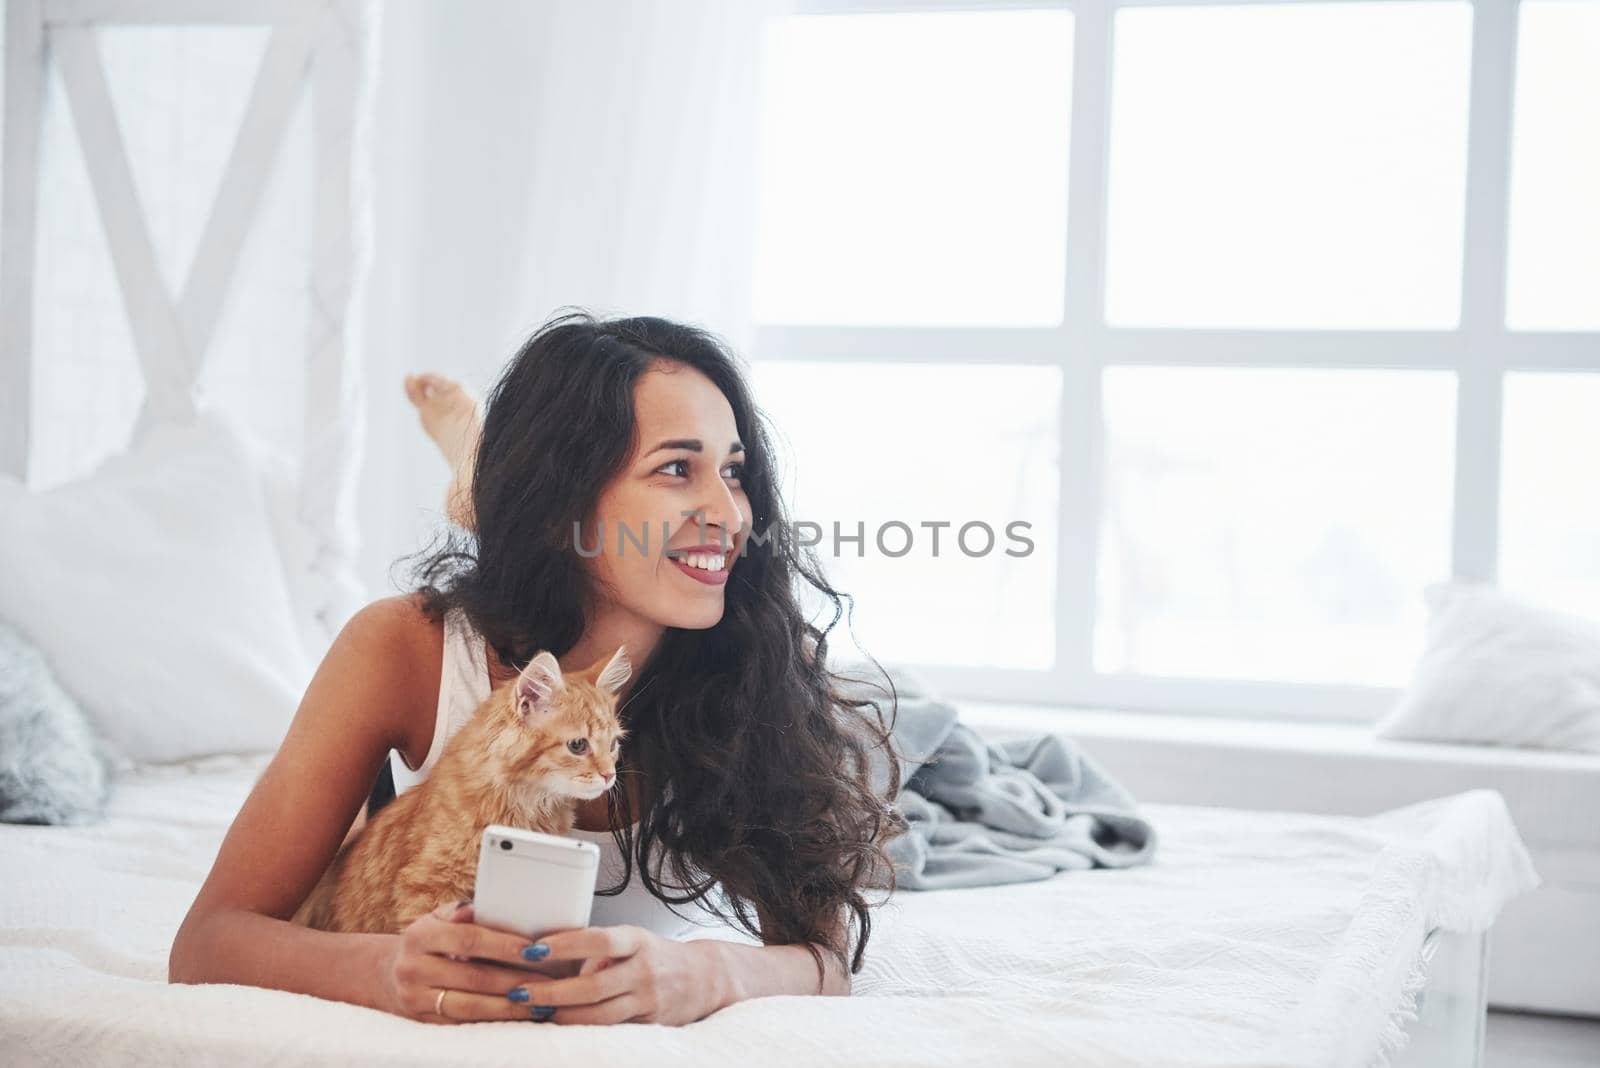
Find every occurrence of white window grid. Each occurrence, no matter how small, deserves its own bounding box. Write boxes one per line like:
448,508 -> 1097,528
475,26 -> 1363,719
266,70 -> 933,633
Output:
752,0 -> 1600,722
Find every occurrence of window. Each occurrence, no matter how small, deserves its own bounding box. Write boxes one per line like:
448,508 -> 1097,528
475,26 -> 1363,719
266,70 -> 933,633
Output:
1097,367 -> 1454,685
1500,373 -> 1600,618
752,0 -> 1600,721
1104,2 -> 1472,329
1505,0 -> 1600,330
753,8 -> 1075,326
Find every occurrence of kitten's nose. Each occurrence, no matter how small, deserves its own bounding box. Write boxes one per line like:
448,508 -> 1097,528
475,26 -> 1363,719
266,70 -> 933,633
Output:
600,772 -> 615,787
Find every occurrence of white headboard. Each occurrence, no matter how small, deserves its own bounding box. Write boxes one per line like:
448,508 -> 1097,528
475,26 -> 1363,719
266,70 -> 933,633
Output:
1,0 -> 373,622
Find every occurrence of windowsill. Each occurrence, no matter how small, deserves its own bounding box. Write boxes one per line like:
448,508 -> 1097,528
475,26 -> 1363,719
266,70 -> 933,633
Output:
958,699 -> 1600,771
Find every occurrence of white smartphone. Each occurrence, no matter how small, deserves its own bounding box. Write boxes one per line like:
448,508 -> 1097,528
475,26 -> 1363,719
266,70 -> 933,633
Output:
473,825 -> 599,942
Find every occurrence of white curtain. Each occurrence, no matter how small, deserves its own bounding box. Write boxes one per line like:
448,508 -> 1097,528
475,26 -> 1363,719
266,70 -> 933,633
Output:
358,0 -> 796,594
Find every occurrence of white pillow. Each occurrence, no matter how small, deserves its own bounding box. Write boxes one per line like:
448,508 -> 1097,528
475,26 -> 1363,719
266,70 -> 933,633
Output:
1377,581 -> 1600,753
0,408 -> 315,764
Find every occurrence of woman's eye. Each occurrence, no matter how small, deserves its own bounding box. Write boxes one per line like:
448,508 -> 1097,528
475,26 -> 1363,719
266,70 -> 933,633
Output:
654,458 -> 744,481
567,738 -> 589,755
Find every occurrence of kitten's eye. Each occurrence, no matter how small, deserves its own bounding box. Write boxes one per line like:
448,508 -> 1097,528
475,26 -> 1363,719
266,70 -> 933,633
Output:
567,738 -> 589,755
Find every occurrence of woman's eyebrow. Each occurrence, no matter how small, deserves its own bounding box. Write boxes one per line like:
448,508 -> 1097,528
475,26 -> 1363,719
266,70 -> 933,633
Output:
646,438 -> 745,456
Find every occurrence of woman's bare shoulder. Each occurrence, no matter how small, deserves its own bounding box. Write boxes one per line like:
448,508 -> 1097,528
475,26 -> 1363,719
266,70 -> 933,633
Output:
339,593 -> 447,766
347,592 -> 443,652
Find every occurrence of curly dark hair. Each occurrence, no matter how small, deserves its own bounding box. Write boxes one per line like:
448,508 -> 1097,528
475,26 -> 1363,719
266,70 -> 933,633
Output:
396,308 -> 902,981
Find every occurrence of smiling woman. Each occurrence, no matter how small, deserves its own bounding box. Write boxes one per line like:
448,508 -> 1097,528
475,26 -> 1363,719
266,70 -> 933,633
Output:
170,308 -> 904,1027
397,311 -> 906,1018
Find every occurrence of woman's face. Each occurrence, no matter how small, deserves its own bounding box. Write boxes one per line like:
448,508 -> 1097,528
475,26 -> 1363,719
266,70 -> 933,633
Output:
585,360 -> 752,631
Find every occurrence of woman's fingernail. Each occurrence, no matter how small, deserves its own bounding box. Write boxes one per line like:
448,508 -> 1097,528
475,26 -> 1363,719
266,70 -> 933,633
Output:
507,987 -> 530,1003
530,1005 -> 556,1021
521,943 -> 550,961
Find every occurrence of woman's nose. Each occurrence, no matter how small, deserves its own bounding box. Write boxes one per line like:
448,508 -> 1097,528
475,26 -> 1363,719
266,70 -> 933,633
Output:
692,480 -> 746,544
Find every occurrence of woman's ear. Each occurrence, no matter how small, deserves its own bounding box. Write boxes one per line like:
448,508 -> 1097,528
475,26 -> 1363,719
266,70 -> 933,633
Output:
517,651 -> 563,720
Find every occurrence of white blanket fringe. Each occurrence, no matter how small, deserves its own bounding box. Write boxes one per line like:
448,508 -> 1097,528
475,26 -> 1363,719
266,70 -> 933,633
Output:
1262,789 -> 1540,1068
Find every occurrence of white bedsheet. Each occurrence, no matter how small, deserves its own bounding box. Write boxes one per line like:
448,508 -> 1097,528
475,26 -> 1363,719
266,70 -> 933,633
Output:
0,752 -> 1538,1068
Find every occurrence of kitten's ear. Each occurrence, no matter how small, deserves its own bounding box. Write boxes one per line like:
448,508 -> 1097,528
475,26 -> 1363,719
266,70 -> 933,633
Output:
516,651 -> 563,720
593,645 -> 631,696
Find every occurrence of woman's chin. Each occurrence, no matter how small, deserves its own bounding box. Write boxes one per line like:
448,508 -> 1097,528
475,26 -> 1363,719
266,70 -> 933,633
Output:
654,597 -> 726,631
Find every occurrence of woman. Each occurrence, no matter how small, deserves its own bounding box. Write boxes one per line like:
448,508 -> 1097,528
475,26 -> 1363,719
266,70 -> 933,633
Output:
168,309 -> 901,1025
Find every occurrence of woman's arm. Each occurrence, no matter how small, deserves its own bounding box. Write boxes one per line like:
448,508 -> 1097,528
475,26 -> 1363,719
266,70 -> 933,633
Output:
690,934 -> 850,1005
172,907 -> 397,1009
169,596 -> 557,1025
693,902 -> 851,1003
169,596 -> 425,999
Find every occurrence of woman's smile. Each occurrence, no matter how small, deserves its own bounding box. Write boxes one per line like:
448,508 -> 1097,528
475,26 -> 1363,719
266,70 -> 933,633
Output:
666,546 -> 734,586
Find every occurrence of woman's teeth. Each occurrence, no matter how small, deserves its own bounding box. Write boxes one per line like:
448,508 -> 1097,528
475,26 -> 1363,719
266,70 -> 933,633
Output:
682,552 -> 726,571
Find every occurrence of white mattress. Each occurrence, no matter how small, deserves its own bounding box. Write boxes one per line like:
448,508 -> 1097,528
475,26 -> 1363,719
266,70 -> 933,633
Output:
0,752 -> 1538,1068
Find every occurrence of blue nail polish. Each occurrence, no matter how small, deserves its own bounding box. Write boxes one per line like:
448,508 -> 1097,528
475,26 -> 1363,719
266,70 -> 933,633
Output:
507,987 -> 530,1003
530,1004 -> 556,1021
522,943 -> 550,961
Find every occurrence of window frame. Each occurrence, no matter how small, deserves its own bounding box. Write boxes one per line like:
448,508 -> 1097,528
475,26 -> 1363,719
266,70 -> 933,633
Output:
753,0 -> 1599,722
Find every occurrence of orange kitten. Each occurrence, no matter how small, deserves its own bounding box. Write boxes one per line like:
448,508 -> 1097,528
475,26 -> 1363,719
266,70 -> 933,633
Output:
292,644 -> 631,934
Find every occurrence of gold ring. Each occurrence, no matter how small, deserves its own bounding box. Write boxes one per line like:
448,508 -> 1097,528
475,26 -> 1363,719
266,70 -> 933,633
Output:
435,988 -> 449,1018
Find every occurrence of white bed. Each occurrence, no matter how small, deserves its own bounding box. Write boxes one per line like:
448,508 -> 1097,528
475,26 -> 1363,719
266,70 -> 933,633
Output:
0,750 -> 1537,1067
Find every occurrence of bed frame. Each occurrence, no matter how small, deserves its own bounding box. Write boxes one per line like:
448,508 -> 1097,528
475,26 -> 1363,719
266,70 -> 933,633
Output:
1395,930 -> 1489,1068
0,0 -> 369,593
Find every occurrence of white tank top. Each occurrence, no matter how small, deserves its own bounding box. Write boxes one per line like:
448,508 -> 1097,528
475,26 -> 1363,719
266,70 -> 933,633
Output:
389,606 -> 738,941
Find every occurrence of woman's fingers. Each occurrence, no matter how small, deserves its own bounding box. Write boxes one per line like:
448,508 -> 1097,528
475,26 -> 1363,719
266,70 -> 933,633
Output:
425,895 -> 582,978
405,902 -> 562,1023
534,924 -> 648,965
505,954 -> 639,1008
424,985 -> 546,1024
541,992 -> 646,1026
577,953 -> 614,978
408,917 -> 668,1024
415,949 -> 557,997
410,902 -> 548,970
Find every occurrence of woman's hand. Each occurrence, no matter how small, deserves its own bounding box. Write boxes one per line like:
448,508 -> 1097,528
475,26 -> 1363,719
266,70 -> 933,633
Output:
505,924 -> 730,1026
374,900 -> 578,1024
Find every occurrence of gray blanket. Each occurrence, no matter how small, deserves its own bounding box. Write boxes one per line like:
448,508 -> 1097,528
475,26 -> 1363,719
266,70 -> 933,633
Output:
837,662 -> 1158,890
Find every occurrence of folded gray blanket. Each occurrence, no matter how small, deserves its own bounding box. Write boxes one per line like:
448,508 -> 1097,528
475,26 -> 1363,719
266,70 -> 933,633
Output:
837,662 -> 1158,890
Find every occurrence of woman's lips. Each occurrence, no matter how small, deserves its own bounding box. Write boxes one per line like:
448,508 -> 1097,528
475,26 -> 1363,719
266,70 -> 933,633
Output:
669,554 -> 731,586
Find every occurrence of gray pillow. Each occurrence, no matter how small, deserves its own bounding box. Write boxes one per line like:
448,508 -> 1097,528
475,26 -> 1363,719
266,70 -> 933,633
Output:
0,617 -> 113,824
